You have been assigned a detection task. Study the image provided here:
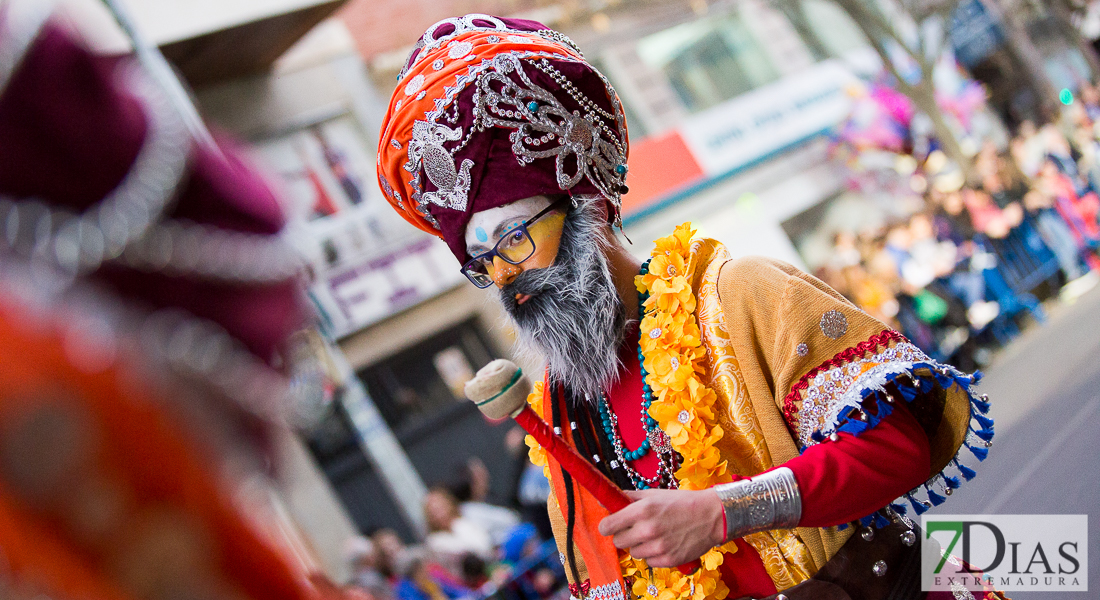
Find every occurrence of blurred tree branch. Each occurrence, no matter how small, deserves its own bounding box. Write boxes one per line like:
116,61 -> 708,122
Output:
821,0 -> 976,177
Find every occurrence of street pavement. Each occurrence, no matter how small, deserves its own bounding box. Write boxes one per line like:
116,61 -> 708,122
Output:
935,283 -> 1100,599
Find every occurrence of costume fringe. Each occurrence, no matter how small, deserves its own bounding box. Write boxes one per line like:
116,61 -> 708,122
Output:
820,361 -> 993,529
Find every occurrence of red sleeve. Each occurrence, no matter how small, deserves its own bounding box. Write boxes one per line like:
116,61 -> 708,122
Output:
786,403 -> 931,527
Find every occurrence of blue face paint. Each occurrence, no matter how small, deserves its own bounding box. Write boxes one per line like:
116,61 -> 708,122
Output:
502,219 -> 524,235
475,227 -> 488,243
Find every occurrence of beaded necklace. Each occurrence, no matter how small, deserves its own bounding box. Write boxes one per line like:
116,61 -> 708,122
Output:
596,259 -> 678,490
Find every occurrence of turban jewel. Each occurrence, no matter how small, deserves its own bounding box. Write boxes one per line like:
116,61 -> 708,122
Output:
376,14 -> 630,263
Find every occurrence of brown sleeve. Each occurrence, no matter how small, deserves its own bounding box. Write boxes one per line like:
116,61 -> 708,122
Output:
715,256 -> 980,515
715,256 -> 895,463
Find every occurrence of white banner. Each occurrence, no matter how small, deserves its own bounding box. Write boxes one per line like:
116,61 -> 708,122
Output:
679,59 -> 857,176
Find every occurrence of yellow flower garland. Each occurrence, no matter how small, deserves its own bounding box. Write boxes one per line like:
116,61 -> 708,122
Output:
623,224 -> 736,600
523,379 -> 550,478
524,224 -> 737,600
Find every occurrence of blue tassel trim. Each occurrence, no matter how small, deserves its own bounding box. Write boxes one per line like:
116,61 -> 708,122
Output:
907,492 -> 930,515
820,361 -> 992,528
972,393 -> 991,414
971,425 -> 995,442
973,411 -> 995,431
926,486 -> 947,506
954,458 -> 977,481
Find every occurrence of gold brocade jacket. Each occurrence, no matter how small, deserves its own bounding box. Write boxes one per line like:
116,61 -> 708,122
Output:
531,236 -> 988,600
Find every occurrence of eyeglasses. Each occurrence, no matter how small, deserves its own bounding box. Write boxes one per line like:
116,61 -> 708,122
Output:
462,196 -> 569,288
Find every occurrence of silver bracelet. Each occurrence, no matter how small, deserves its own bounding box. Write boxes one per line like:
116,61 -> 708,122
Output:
714,467 -> 802,542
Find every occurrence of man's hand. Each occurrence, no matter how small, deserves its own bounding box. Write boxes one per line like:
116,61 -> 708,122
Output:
597,489 -> 725,568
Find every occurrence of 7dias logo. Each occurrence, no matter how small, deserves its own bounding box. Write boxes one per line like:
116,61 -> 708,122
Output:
922,515 -> 1088,592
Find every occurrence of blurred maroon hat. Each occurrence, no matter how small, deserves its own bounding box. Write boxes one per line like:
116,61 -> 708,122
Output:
0,15 -> 306,367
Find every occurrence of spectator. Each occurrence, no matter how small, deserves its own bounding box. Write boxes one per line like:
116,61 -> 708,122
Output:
1023,189 -> 1087,280
841,262 -> 899,325
961,187 -> 1020,239
392,548 -> 470,600
346,536 -> 393,600
1034,159 -> 1100,270
371,528 -> 406,580
830,230 -> 863,270
976,141 -> 1030,209
424,488 -> 494,569
447,458 -> 522,547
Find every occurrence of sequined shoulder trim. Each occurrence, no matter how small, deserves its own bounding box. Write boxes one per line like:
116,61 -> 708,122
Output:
783,329 -> 904,430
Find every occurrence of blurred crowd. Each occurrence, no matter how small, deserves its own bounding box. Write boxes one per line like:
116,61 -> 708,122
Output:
820,85 -> 1100,370
341,435 -> 567,600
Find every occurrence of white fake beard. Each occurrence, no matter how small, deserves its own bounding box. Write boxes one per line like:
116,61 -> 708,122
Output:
498,197 -> 626,402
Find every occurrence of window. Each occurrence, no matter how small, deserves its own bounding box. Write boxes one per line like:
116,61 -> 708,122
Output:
358,319 -> 495,437
637,15 -> 780,113
798,0 -> 868,58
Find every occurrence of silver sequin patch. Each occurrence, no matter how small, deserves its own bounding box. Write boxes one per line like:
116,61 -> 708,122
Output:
405,121 -> 473,212
448,40 -> 473,59
796,342 -> 808,356
649,328 -> 662,339
378,174 -> 405,209
796,342 -> 928,448
397,14 -> 509,81
404,74 -> 425,95
432,59 -> 445,70
677,410 -> 691,424
950,581 -> 977,599
820,310 -> 848,339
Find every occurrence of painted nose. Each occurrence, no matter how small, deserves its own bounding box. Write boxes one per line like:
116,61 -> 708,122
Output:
492,256 -> 521,288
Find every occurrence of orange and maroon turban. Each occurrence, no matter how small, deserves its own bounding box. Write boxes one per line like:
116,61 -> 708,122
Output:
377,14 -> 630,263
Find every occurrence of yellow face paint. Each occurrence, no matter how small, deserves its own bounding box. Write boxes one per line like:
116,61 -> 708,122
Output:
484,210 -> 565,282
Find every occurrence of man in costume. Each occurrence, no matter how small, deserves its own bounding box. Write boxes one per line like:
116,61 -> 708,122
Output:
377,15 -> 1002,600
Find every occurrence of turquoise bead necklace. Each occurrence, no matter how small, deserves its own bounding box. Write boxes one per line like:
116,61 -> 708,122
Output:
596,259 -> 677,490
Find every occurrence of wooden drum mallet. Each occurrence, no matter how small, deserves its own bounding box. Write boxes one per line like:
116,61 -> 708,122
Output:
465,359 -> 699,574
